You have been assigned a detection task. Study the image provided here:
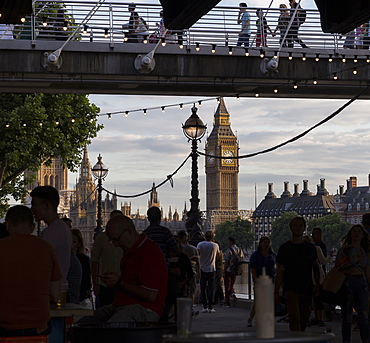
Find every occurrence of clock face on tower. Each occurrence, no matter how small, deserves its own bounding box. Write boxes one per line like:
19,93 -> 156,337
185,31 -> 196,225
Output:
223,150 -> 234,164
207,150 -> 215,164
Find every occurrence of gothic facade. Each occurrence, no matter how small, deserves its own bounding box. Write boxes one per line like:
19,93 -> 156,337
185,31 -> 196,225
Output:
69,148 -> 117,249
205,97 -> 240,229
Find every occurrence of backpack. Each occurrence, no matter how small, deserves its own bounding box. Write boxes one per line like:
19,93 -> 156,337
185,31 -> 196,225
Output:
230,247 -> 243,276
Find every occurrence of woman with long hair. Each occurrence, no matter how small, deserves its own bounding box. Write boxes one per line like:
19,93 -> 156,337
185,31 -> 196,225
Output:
335,224 -> 370,343
247,236 -> 276,327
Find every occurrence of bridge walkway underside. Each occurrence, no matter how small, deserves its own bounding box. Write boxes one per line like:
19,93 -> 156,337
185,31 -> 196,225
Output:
1,40 -> 370,99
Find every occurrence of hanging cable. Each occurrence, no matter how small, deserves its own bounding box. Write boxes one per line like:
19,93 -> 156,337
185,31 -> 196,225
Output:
102,152 -> 192,198
198,83 -> 370,160
66,185 -> 98,214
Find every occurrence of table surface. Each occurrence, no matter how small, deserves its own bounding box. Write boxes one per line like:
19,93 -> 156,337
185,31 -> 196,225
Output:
50,303 -> 94,318
163,331 -> 336,343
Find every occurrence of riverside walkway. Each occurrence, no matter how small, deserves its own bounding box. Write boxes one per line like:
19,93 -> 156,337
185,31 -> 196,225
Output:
1,1 -> 370,98
190,299 -> 351,343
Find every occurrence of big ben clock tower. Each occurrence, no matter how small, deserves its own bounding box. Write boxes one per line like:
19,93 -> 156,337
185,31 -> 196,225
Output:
205,97 -> 239,229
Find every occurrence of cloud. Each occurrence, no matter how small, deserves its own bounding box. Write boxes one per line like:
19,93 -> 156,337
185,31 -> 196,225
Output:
81,93 -> 370,215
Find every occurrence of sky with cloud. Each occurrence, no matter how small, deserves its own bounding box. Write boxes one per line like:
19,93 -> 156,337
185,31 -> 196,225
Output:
68,0 -> 370,216
73,94 -> 370,215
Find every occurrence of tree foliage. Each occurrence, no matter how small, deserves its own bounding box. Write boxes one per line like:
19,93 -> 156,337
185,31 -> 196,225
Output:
270,211 -> 299,252
270,211 -> 352,252
214,217 -> 254,253
306,213 -> 351,251
0,93 -> 102,215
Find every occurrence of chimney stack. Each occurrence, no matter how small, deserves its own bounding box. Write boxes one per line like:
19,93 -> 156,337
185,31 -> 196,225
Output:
317,178 -> 329,196
293,183 -> 300,197
349,176 -> 357,189
281,181 -> 292,198
339,185 -> 344,195
265,182 -> 276,199
300,180 -> 310,197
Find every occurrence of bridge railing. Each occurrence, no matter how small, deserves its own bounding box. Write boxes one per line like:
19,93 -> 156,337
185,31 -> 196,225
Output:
4,1 -> 364,53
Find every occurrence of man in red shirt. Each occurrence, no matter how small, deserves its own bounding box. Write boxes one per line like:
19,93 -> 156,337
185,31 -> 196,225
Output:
78,215 -> 168,323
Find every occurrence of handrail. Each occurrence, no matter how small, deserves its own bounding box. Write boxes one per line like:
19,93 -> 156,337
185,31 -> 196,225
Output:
2,1 -> 368,55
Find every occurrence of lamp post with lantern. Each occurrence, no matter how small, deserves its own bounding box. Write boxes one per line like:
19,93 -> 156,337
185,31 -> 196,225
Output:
182,105 -> 207,246
91,154 -> 109,236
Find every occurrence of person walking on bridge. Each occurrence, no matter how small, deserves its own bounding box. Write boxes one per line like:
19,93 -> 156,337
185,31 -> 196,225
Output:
236,3 -> 251,47
288,0 -> 308,48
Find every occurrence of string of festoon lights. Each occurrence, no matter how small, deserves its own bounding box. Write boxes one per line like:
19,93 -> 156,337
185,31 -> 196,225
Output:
94,81 -> 370,200
99,97 -> 220,119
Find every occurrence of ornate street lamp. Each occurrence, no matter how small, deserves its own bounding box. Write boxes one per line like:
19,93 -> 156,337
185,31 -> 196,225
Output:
182,105 -> 206,246
91,154 -> 108,236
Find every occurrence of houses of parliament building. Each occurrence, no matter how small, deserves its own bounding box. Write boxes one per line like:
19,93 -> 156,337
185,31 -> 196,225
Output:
27,97 -> 365,248
26,98 -> 247,249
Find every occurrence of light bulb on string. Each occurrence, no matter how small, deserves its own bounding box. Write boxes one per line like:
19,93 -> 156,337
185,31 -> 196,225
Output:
198,100 -> 202,107
161,106 -> 165,113
125,111 -> 129,117
195,42 -> 200,51
211,44 -> 216,53
333,73 -> 338,80
328,54 -> 333,62
244,48 -> 249,56
302,53 -> 306,61
180,103 -> 184,110
143,109 -> 147,115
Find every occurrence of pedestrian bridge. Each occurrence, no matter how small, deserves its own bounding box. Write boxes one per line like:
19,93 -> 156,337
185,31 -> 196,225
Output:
1,1 -> 370,99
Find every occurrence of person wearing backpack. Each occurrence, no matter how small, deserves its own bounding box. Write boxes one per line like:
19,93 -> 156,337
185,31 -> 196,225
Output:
287,0 -> 308,48
247,236 -> 276,327
223,237 -> 244,307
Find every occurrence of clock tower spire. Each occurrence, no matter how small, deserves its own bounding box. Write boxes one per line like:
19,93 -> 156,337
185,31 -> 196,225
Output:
205,97 -> 239,229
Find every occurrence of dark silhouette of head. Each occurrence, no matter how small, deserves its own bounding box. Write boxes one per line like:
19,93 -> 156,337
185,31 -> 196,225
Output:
147,206 -> 161,225
362,213 -> 370,228
30,185 -> 60,209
